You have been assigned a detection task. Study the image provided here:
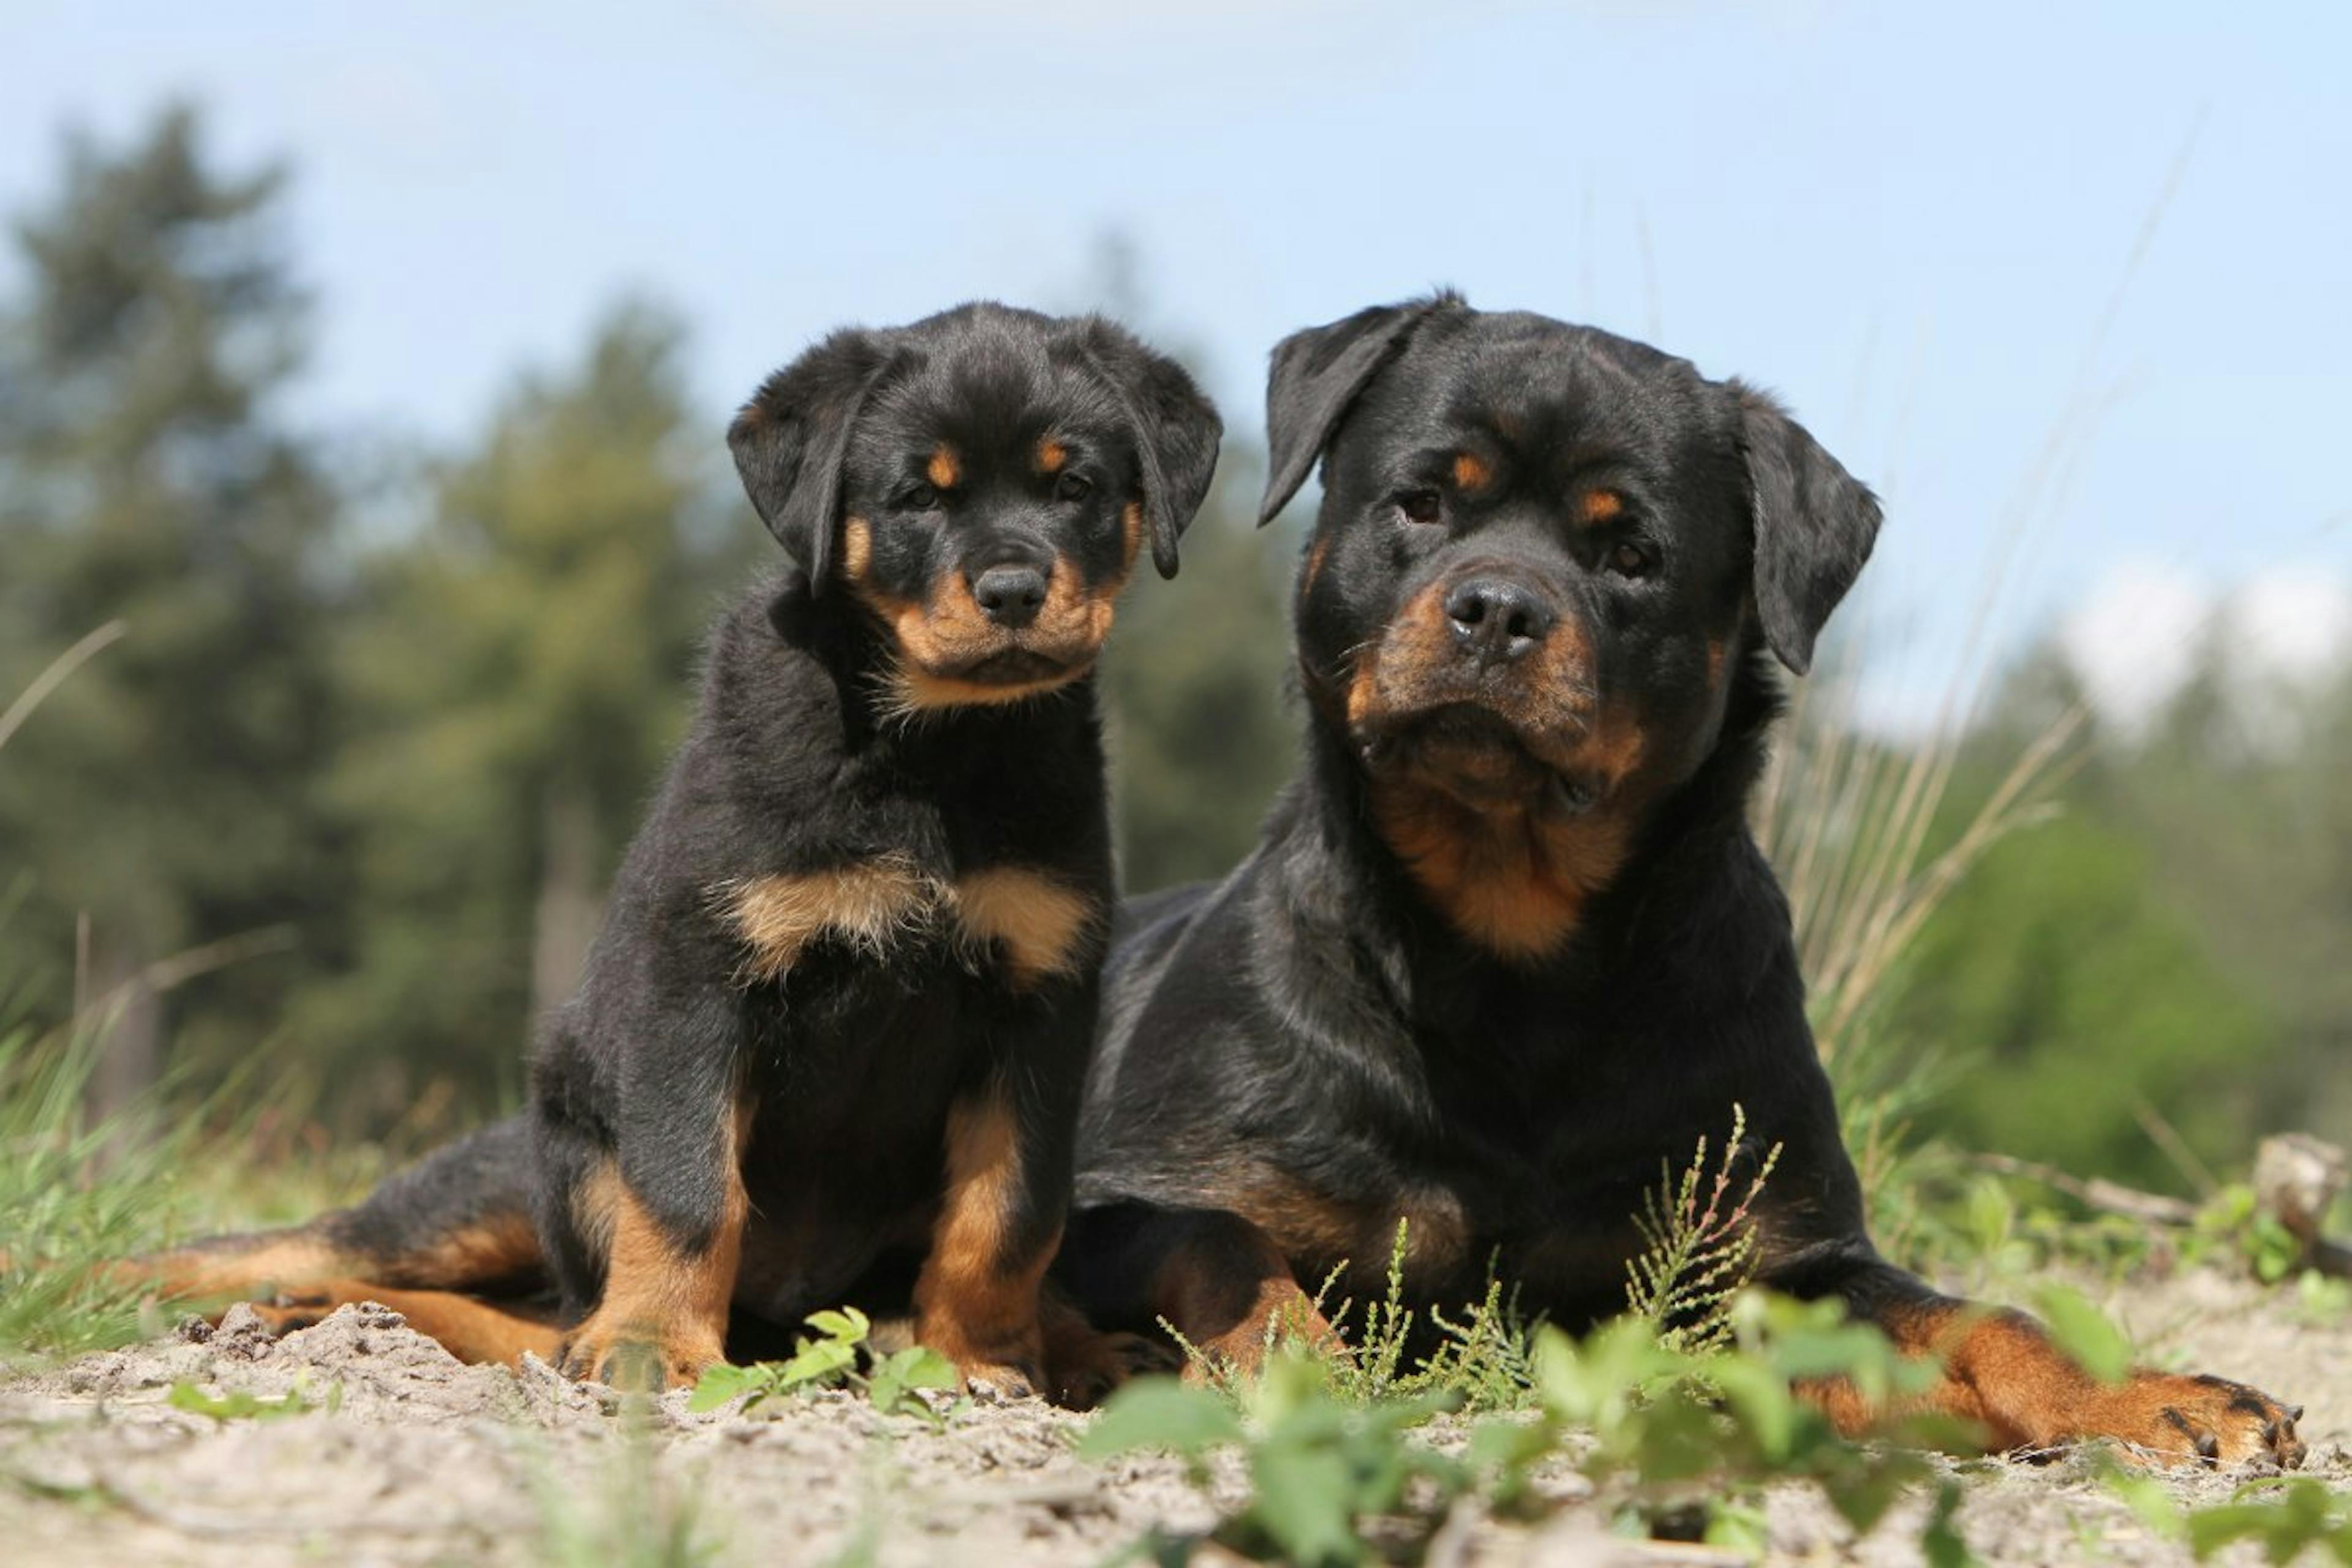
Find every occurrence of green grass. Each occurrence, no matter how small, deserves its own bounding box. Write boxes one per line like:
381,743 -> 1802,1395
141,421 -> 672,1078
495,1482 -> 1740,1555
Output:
0,953 -> 390,1368
0,1000 -> 194,1363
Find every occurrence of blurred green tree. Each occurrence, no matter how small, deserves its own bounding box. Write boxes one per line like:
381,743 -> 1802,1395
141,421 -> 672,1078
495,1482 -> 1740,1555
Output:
1068,232 -> 1302,892
1890,804 -> 2274,1185
1881,639 -> 2342,1189
1103,457 -> 1302,893
288,303 -> 730,1121
0,105 -> 341,1112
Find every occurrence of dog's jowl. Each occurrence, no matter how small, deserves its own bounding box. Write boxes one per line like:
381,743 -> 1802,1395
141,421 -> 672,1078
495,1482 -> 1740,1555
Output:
1061,293 -> 2304,1466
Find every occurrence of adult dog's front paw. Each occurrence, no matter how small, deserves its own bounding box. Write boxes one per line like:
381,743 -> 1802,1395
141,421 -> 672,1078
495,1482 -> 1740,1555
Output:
2090,1371 -> 2307,1469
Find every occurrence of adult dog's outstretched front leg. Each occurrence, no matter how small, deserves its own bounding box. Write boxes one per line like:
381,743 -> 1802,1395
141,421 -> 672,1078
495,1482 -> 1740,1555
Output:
536,1000 -> 749,1391
1803,1254 -> 2306,1468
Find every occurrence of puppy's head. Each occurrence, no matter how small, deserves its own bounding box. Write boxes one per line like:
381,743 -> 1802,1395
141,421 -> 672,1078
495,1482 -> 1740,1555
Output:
731,303 -> 1221,709
1265,295 -> 1879,952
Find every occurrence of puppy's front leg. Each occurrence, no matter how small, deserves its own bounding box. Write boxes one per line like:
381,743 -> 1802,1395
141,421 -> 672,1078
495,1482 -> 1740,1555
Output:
914,1076 -> 1070,1401
557,1064 -> 750,1392
913,883 -> 1101,1403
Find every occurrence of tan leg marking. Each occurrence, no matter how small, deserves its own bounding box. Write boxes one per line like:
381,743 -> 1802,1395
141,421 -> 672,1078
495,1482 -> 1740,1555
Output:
559,1099 -> 753,1390
246,1280 -> 565,1366
913,1098 -> 1052,1399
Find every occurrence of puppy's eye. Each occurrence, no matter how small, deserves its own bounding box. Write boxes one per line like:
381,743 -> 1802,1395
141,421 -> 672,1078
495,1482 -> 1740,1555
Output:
1054,472 -> 1093,502
898,483 -> 941,511
1397,489 -> 1443,525
1608,541 -> 1656,578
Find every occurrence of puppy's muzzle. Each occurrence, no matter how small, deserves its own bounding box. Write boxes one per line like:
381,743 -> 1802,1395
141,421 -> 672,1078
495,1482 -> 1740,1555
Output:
970,563 -> 1049,630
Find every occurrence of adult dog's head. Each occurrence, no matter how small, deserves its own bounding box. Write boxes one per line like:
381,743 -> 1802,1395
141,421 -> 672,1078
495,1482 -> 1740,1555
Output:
731,303 -> 1221,710
1262,293 -> 1879,959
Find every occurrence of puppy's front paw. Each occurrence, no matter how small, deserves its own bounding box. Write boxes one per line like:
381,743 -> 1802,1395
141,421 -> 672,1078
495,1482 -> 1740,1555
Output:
955,1357 -> 1044,1403
557,1315 -> 722,1392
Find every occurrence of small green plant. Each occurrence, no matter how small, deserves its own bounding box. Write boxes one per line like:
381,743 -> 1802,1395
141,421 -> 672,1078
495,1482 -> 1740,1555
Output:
2100,1459 -> 2352,1566
166,1370 -> 337,1421
1624,1105 -> 1784,1353
2292,1268 -> 2351,1324
2182,1479 -> 2352,1564
1168,1221 -> 1539,1416
2025,1283 -> 2133,1386
1085,1291 -> 1977,1566
688,1307 -> 958,1423
2195,1182 -> 2309,1284
1082,1350 -> 1466,1567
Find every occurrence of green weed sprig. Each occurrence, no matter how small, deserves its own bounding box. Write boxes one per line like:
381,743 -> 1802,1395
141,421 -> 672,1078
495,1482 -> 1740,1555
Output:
688,1307 -> 958,1424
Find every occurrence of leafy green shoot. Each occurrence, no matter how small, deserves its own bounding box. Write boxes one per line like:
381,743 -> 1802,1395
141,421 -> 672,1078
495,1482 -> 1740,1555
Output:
688,1306 -> 959,1424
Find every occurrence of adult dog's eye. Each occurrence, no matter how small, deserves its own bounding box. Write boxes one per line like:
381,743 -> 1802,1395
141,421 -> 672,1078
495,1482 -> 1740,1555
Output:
1398,489 -> 1443,525
1608,541 -> 1656,578
1054,472 -> 1093,502
899,483 -> 941,511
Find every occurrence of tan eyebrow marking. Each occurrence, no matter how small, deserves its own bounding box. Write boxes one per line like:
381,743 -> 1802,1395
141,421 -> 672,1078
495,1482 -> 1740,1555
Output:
927,446 -> 960,489
1451,452 -> 1492,492
1578,489 -> 1624,524
1036,437 -> 1066,475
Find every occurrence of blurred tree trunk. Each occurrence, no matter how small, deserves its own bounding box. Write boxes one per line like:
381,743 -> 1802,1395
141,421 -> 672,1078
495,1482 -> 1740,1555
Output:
288,303 -> 717,1118
85,939 -> 160,1121
530,777 -> 601,1022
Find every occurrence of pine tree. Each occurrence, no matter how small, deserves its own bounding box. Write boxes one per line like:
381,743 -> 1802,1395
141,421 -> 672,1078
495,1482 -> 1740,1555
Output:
0,105 -> 340,1111
290,302 -> 724,1120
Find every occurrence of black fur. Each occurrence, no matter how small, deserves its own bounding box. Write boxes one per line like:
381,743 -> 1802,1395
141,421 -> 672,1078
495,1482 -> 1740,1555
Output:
1065,293 -> 1909,1343
529,301 -> 1219,1385
1061,301 -> 2296,1465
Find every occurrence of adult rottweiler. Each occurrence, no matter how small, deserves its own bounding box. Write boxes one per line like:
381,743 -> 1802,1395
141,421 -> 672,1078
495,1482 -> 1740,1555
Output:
1058,293 -> 2305,1466
132,301 -> 1221,1400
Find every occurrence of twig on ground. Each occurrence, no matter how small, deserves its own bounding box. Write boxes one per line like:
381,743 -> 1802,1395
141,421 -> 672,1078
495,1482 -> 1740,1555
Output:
1970,1153 -> 2201,1227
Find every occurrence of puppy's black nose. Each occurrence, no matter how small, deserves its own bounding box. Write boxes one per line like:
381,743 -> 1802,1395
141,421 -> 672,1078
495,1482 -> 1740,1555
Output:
971,563 -> 1050,628
1444,579 -> 1555,665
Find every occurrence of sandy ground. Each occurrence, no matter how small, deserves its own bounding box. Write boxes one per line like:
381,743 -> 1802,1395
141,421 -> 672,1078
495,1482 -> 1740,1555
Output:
1,1270 -> 2344,1567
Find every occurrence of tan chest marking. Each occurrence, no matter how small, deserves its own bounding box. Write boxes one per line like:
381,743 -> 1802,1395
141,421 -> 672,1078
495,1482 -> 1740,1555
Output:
719,856 -> 943,983
951,867 -> 1100,990
1371,778 -> 1629,961
718,859 -> 1097,990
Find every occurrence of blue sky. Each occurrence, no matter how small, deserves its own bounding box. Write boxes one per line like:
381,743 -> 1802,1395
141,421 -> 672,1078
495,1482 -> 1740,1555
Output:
6,0 -> 2348,723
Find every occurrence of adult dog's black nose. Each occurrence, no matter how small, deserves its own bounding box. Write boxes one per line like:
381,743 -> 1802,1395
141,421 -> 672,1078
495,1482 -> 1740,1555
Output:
971,564 -> 1049,628
1444,578 -> 1555,665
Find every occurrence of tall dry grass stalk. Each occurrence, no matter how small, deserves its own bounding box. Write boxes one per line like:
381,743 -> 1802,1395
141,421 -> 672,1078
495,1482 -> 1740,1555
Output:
1758,116 -> 2202,1085
1752,569 -> 2086,1226
1757,663 -> 2085,1071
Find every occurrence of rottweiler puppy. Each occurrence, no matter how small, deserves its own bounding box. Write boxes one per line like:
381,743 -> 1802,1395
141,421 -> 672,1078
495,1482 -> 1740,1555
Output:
129,302 -> 1221,1400
1059,293 -> 2306,1465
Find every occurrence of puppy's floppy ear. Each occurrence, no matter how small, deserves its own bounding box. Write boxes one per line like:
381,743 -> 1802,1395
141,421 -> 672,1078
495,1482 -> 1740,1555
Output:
1732,382 -> 1882,676
1073,320 -> 1223,579
728,328 -> 892,593
1259,293 -> 1457,526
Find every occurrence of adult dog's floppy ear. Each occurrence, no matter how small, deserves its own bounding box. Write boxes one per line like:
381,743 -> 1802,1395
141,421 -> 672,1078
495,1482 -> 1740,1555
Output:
1072,320 -> 1223,579
1732,382 -> 1882,676
728,328 -> 892,593
1259,292 -> 1457,525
